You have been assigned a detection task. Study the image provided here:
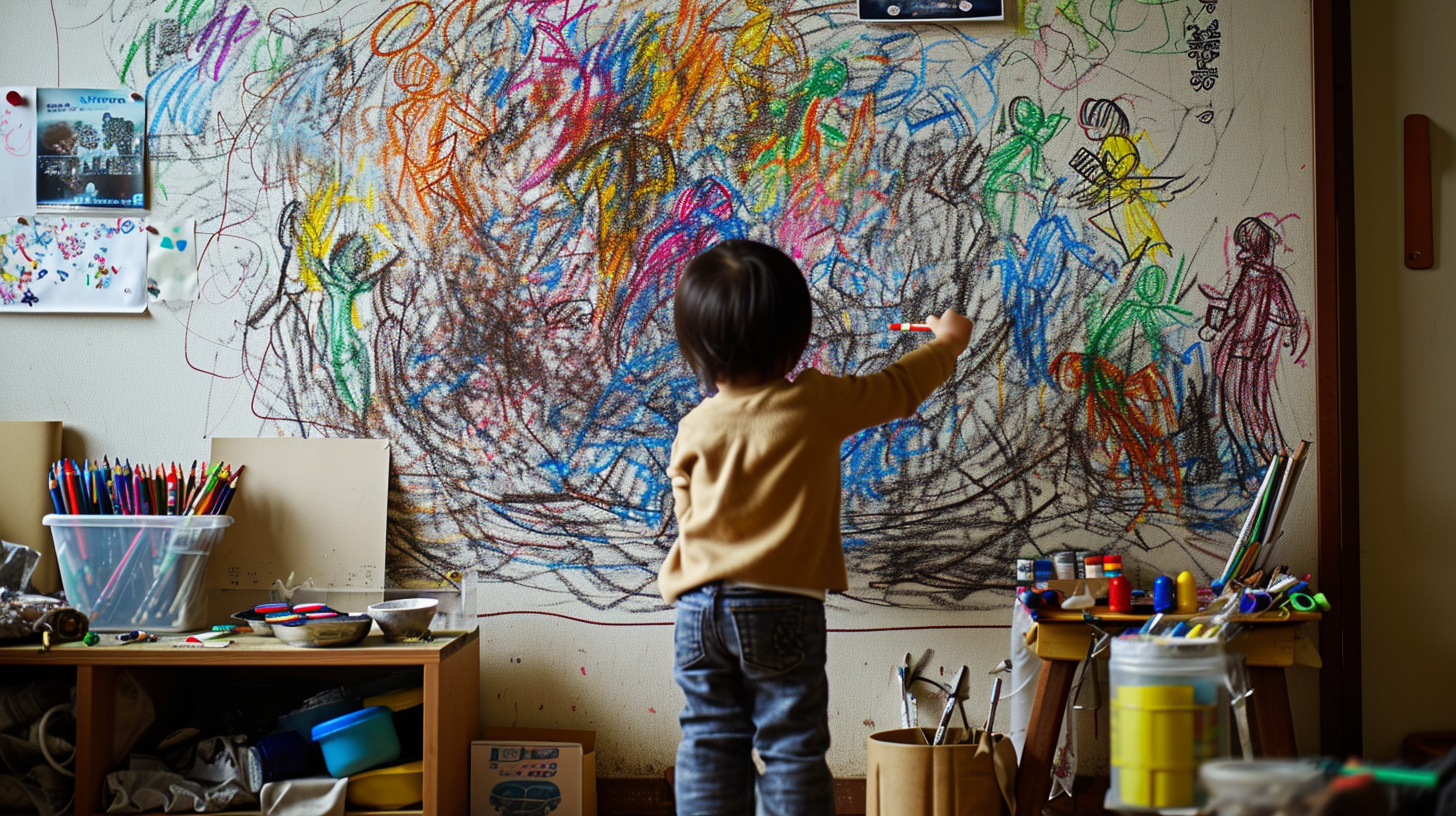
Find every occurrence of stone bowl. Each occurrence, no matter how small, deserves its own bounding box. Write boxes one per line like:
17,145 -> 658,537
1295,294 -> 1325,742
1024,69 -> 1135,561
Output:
367,598 -> 438,642
272,614 -> 372,648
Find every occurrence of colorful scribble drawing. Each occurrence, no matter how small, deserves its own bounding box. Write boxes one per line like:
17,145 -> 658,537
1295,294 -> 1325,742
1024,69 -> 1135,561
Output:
100,0 -> 1312,610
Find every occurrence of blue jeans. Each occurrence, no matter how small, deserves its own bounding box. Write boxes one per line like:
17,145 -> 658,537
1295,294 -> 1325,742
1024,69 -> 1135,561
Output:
673,584 -> 834,816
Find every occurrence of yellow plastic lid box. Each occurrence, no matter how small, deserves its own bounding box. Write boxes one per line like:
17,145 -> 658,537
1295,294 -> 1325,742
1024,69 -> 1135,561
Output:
363,686 -> 423,712
346,760 -> 424,809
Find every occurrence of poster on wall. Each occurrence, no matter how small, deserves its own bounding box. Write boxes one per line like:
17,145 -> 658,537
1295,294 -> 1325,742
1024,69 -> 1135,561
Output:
35,88 -> 145,210
0,216 -> 147,312
858,0 -> 1003,21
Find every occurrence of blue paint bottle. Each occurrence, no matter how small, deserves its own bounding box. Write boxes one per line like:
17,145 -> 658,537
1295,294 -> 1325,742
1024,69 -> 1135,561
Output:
1152,575 -> 1176,614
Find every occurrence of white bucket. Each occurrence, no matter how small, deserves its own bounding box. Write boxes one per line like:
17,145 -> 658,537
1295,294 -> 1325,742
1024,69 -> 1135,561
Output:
1199,759 -> 1325,815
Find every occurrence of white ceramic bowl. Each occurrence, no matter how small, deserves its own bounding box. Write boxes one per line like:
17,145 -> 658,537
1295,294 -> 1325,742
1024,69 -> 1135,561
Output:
367,598 -> 439,642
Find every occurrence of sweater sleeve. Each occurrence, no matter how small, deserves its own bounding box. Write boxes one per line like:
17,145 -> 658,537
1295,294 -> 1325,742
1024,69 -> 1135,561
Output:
666,434 -> 693,527
816,341 -> 958,437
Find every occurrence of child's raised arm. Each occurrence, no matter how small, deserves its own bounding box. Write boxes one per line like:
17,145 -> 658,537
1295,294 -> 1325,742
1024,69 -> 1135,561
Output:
818,309 -> 972,437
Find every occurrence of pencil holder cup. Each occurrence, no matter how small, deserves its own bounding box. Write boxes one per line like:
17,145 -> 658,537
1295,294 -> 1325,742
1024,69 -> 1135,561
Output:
866,728 -> 1016,816
44,514 -> 233,632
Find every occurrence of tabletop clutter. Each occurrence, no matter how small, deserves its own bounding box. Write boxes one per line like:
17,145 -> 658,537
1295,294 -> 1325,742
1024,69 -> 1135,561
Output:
1006,446 -> 1342,813
985,444 -> 1442,815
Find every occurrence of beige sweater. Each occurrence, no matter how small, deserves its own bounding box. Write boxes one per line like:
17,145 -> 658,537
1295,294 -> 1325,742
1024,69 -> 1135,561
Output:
658,342 -> 958,603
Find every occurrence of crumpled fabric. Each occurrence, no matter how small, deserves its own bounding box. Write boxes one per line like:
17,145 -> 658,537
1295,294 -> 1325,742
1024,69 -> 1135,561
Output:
0,540 -> 40,592
260,777 -> 348,816
0,733 -> 74,816
105,738 -> 257,814
103,771 -> 255,814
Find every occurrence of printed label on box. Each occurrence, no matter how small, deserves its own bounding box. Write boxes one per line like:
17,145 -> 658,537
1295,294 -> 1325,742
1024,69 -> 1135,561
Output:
472,741 -> 582,816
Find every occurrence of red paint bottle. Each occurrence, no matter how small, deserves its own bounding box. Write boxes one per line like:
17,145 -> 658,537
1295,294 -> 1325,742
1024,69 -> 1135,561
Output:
1108,576 -> 1132,614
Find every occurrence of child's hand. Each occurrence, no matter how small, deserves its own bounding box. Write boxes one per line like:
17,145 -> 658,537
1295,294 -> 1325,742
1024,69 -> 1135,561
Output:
925,309 -> 973,355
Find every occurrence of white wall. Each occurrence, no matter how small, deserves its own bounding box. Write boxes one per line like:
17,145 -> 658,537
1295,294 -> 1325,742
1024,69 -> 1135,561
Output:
1352,0 -> 1456,761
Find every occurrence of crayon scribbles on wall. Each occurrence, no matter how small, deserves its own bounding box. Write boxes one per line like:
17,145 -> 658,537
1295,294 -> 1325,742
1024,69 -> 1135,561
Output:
99,0 -> 1312,611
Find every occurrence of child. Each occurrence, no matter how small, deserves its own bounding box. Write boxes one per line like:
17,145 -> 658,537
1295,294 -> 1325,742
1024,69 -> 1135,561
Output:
661,239 -> 972,815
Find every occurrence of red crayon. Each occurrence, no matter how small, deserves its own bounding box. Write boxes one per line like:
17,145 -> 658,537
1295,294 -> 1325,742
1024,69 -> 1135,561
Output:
889,323 -> 932,332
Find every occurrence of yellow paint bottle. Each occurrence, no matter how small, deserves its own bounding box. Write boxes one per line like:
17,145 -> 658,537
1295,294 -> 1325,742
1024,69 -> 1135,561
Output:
1176,571 -> 1198,614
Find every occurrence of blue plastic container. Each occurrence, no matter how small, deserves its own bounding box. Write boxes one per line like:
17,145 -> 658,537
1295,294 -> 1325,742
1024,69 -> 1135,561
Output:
311,706 -> 401,778
246,731 -> 319,785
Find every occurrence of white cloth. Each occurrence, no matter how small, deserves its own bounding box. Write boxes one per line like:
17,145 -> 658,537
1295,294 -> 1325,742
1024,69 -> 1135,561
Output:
1005,602 -> 1079,801
260,777 -> 348,816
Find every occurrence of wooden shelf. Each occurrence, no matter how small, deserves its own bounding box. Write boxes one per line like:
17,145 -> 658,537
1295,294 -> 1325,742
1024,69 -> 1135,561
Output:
0,630 -> 475,665
113,811 -> 423,816
0,629 -> 480,816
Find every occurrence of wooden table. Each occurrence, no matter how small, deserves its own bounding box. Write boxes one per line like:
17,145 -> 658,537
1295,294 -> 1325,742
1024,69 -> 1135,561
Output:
1012,607 -> 1319,816
0,628 -> 480,816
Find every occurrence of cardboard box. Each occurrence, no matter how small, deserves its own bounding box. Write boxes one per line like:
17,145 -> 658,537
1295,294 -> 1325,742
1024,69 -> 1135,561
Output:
205,438 -> 389,621
473,728 -> 596,816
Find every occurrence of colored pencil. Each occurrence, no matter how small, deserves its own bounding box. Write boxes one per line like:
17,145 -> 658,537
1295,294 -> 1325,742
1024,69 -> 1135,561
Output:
1217,456 -> 1281,587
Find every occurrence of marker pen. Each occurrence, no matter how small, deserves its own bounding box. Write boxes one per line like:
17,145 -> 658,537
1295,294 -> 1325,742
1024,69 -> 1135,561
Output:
889,323 -> 931,332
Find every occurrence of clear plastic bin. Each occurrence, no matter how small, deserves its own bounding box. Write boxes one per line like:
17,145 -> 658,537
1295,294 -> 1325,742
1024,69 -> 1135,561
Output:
1109,636 -> 1229,811
44,514 -> 233,632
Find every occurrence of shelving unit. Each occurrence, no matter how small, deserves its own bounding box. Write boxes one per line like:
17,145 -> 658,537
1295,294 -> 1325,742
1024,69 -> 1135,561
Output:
0,629 -> 480,816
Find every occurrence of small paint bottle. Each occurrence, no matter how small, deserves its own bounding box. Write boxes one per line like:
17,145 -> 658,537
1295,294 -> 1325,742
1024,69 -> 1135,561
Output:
1175,571 -> 1198,614
1108,576 -> 1132,613
1016,559 -> 1035,584
1153,575 -> 1176,614
1033,559 -> 1054,584
1053,552 -> 1077,580
1103,554 -> 1123,578
1073,551 -> 1093,579
1084,555 -> 1104,579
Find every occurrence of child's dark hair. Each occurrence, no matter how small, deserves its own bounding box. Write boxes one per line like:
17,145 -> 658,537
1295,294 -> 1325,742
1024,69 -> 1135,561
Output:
674,240 -> 812,388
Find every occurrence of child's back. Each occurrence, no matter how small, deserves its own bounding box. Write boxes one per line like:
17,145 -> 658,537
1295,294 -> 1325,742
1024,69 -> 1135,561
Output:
662,240 -> 971,816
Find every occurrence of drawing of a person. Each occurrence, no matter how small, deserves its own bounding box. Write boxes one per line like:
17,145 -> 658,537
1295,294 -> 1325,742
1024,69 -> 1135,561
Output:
747,56 -> 851,203
383,51 -> 493,235
981,96 -> 1068,232
990,189 -> 1105,385
1070,98 -> 1172,265
1198,215 -> 1307,482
